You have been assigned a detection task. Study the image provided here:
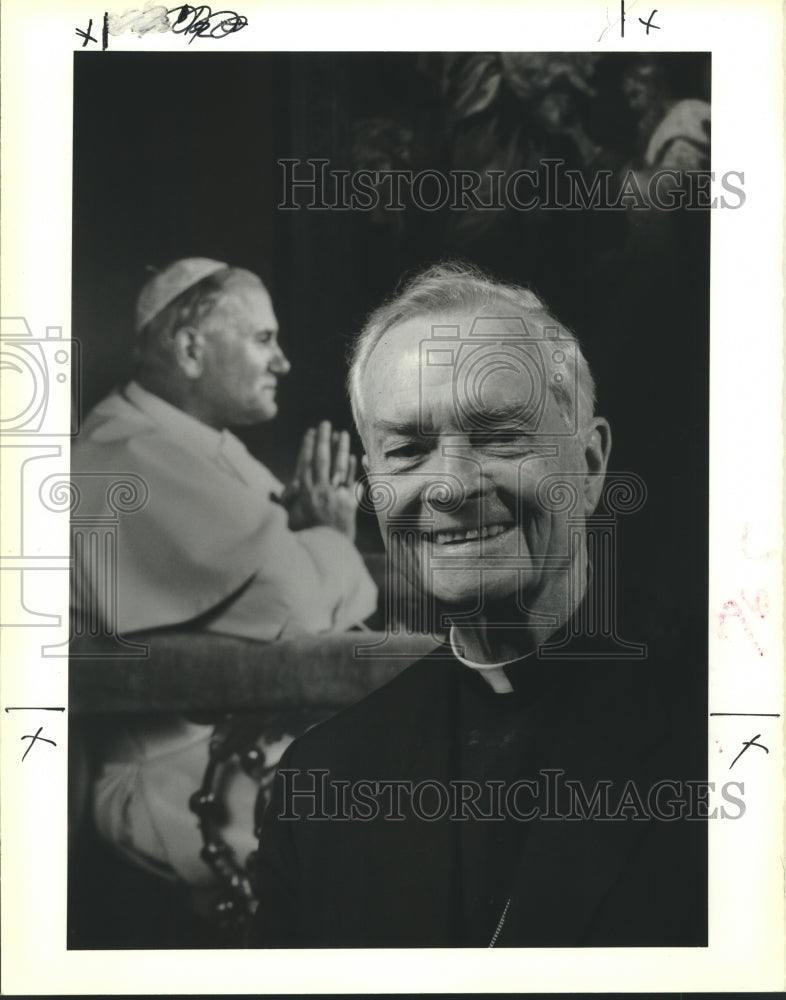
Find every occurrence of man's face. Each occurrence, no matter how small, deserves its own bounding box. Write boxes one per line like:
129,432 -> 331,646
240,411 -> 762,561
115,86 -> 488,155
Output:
196,278 -> 289,427
360,313 -> 609,616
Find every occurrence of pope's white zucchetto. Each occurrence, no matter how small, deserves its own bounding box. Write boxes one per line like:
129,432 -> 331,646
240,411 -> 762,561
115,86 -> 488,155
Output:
135,257 -> 228,332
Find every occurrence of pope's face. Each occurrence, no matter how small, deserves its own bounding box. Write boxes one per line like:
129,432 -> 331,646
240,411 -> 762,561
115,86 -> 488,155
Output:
196,279 -> 290,427
360,313 -> 610,615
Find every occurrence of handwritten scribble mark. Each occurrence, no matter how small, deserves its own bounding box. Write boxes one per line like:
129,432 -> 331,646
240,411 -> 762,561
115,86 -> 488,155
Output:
638,9 -> 660,33
20,726 -> 56,762
75,18 -> 98,46
167,5 -> 248,43
729,733 -> 769,771
717,589 -> 768,658
597,0 -> 643,43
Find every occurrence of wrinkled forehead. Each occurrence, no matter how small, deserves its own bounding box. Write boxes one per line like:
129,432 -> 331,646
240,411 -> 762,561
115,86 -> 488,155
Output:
370,309 -> 558,363
363,310 -> 563,416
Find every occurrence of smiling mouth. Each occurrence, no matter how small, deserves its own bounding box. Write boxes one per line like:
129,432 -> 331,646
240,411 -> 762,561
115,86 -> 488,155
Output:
431,523 -> 512,546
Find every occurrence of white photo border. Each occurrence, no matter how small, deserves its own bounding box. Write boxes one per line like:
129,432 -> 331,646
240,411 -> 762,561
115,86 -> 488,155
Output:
1,0 -> 783,993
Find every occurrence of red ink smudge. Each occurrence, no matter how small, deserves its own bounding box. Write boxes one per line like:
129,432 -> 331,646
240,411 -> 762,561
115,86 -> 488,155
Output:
718,598 -> 765,657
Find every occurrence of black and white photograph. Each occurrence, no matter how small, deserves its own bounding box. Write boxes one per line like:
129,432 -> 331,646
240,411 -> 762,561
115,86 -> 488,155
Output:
1,0 -> 783,994
67,48 -> 714,952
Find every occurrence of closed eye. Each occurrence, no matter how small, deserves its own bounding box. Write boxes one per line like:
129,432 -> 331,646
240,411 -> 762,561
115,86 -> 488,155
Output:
468,429 -> 538,454
382,440 -> 432,469
385,442 -> 426,460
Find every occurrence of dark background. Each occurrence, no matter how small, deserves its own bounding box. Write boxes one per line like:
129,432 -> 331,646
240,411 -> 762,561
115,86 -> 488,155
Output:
71,49 -> 710,949
73,50 -> 710,622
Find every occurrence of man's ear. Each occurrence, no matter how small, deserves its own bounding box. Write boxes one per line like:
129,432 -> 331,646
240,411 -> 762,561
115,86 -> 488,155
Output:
361,454 -> 370,475
172,326 -> 204,379
582,417 -> 612,516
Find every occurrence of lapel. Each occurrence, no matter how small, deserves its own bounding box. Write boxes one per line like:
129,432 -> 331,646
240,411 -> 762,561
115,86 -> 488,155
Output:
494,658 -> 667,946
324,650 -> 672,947
342,655 -> 462,946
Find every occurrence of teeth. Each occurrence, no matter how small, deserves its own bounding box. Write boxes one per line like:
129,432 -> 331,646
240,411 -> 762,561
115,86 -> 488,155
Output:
432,524 -> 510,545
485,524 -> 507,538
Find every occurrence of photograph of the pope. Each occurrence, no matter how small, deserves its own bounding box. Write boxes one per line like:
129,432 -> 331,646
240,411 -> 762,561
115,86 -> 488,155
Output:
68,50 -> 710,949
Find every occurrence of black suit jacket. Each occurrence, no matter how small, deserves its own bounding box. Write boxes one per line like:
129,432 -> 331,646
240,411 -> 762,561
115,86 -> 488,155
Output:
252,637 -> 706,948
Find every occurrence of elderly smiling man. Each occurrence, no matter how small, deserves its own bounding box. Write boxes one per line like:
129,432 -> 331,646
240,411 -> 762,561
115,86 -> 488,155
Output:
350,266 -> 609,679
252,262 -> 706,949
72,259 -> 376,889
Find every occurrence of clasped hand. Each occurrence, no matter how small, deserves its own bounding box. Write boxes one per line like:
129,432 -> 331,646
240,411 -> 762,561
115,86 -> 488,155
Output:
280,421 -> 359,540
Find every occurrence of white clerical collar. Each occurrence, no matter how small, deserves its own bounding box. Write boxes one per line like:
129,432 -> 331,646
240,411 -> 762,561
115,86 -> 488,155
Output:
449,626 -> 534,695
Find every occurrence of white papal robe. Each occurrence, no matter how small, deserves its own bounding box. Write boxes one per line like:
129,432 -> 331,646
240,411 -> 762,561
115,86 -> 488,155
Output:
72,381 -> 377,884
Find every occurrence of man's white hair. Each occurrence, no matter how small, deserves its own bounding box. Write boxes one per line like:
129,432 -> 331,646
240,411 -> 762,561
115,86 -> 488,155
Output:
347,261 -> 597,435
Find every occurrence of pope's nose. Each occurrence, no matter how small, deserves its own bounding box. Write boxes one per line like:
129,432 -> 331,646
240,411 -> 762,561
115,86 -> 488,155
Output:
270,347 -> 291,375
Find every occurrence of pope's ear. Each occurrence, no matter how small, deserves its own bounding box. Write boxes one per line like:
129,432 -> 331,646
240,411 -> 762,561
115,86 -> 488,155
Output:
361,454 -> 370,476
582,417 -> 611,516
172,326 -> 204,379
